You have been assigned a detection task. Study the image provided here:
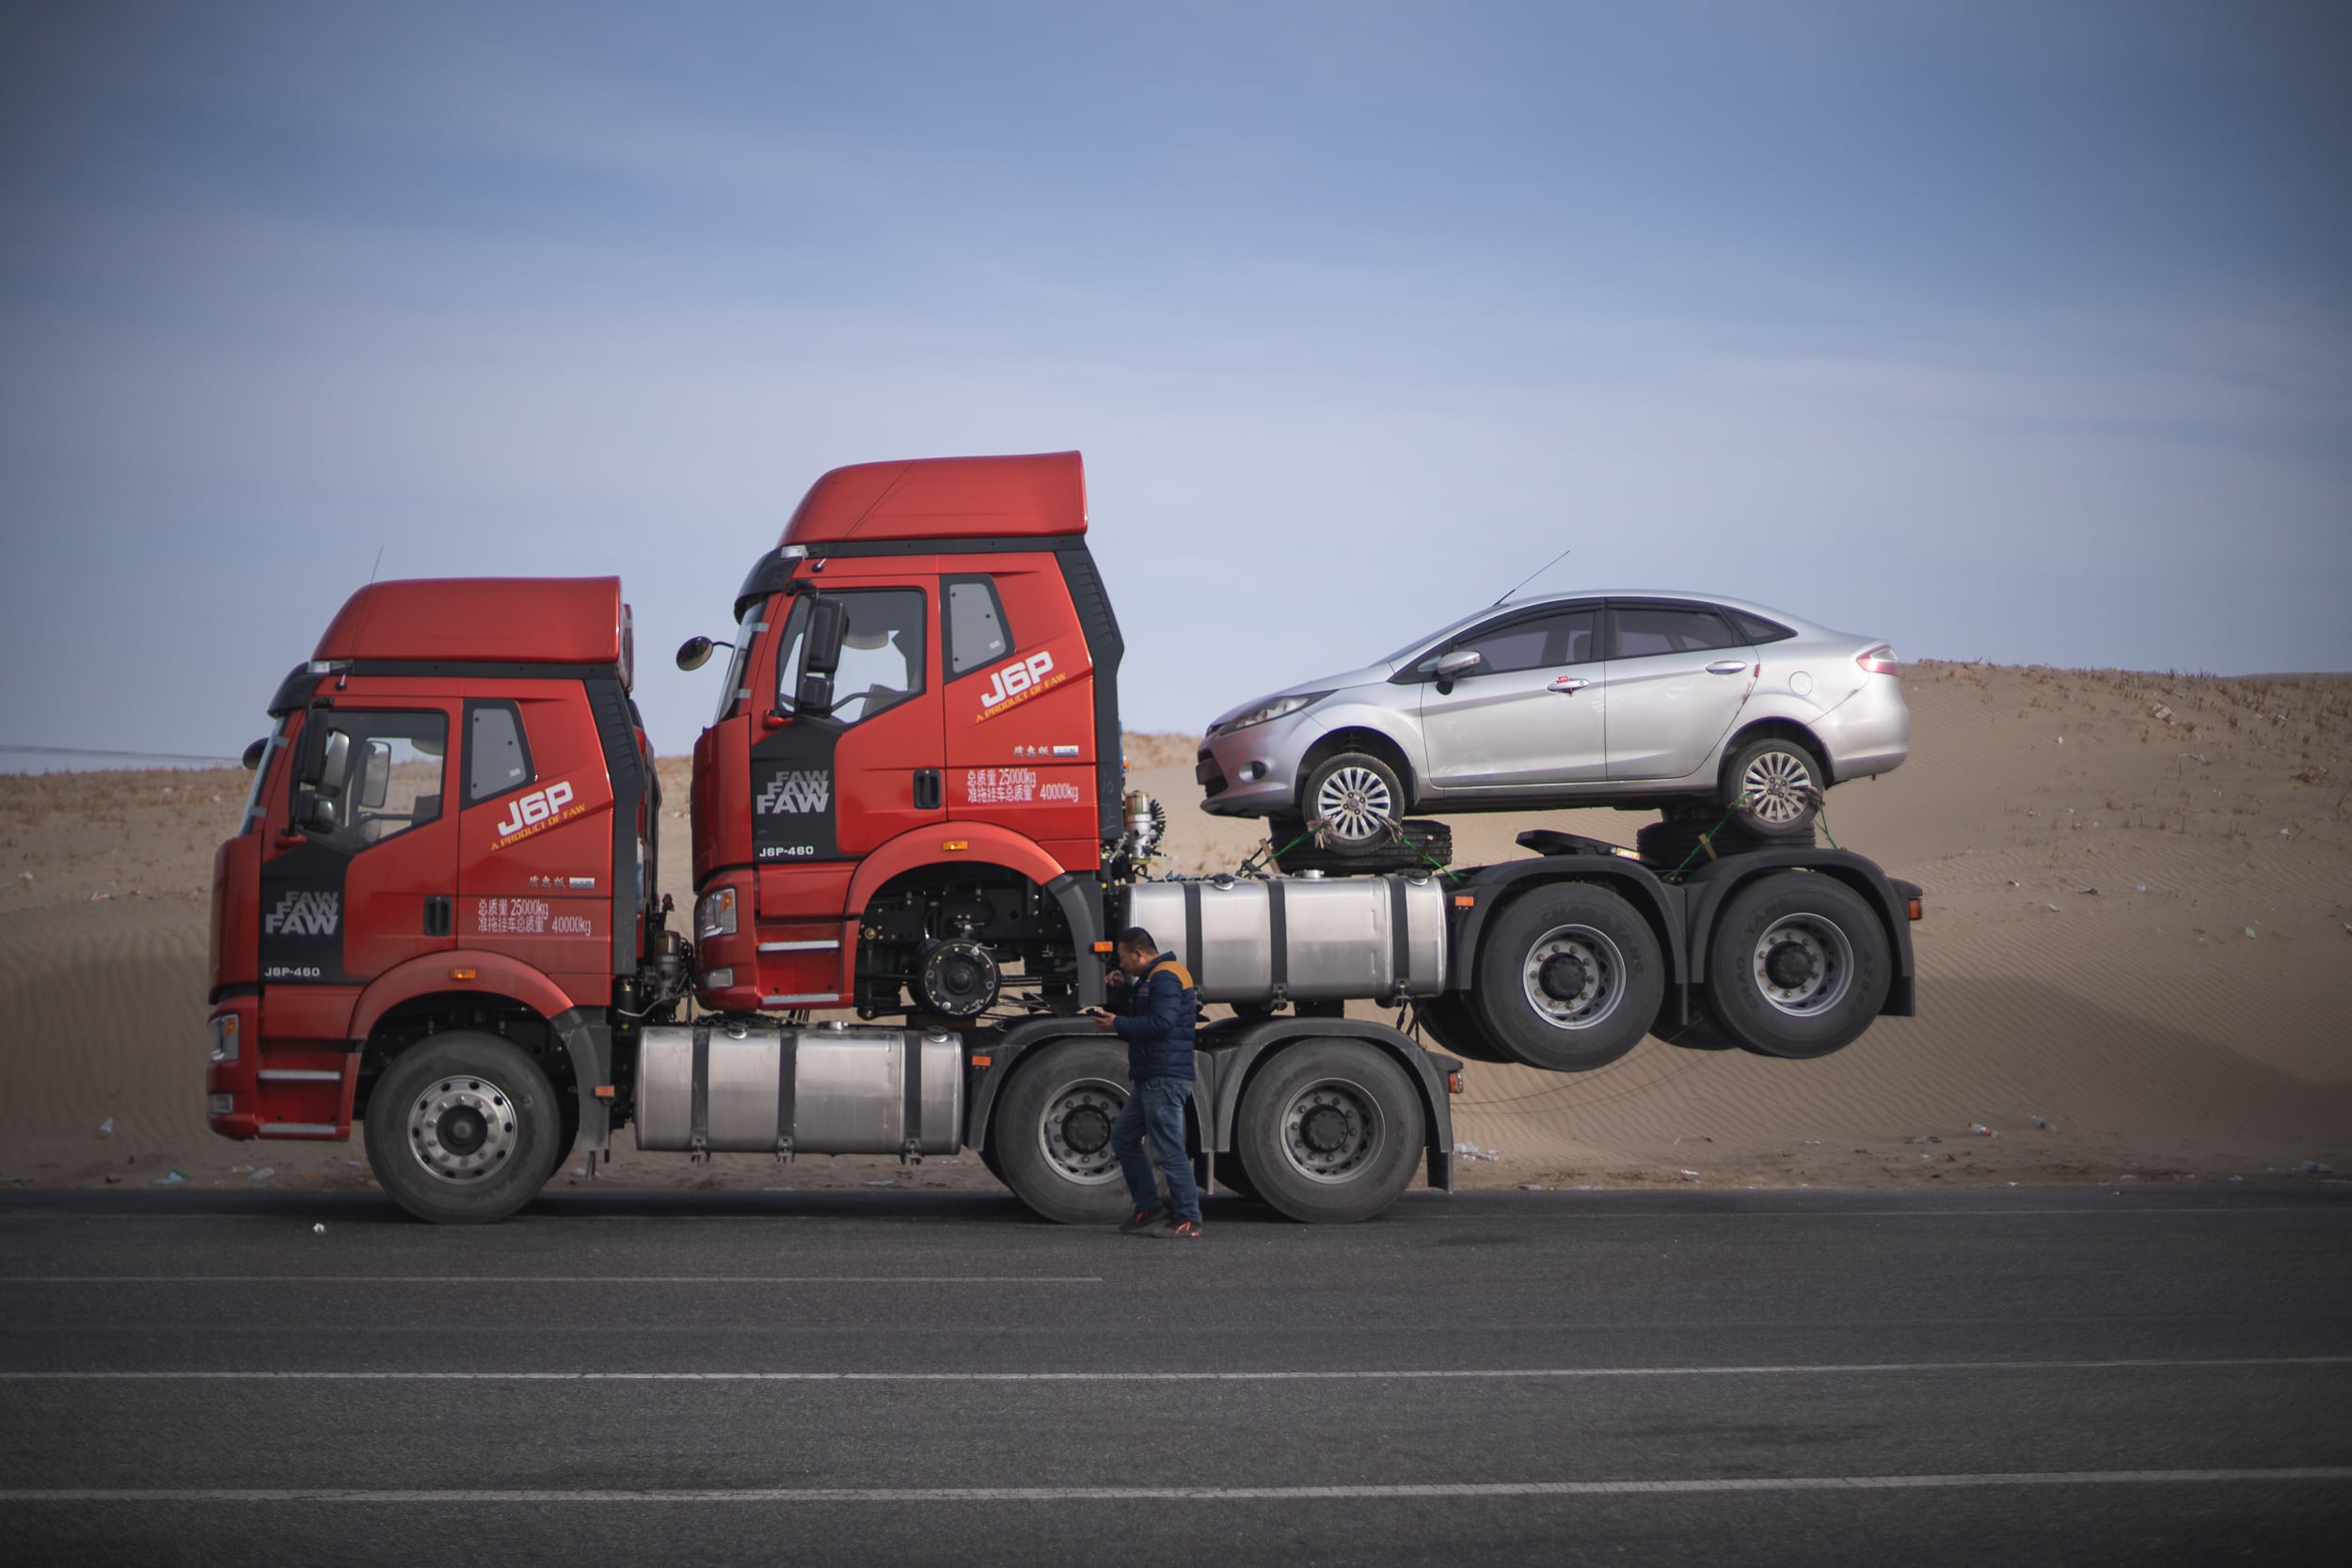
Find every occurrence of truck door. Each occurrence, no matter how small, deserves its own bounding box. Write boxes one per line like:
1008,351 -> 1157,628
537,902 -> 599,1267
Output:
1415,603 -> 1606,791
1601,600 -> 1757,780
454,690 -> 617,995
749,582 -> 944,868
260,702 -> 460,989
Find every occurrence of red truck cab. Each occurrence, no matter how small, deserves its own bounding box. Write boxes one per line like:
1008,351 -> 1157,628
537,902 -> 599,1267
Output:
207,577 -> 659,1153
688,451 -> 1121,1021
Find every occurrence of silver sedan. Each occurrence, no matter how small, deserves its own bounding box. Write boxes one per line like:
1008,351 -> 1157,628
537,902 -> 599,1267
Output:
1197,591 -> 1908,849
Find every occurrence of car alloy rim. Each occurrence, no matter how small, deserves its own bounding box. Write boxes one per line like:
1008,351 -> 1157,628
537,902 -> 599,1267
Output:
1039,1078 -> 1126,1184
1751,914 -> 1853,1016
1279,1078 -> 1384,1184
407,1075 -> 518,1184
1740,749 -> 1815,824
1313,765 -> 1395,845
1518,923 -> 1624,1031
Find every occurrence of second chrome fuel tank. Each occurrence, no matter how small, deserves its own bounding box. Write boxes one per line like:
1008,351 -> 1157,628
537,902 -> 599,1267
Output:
1116,873 -> 1446,1005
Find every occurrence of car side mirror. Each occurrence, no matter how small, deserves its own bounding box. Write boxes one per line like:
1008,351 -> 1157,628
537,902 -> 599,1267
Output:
804,597 -> 849,677
675,636 -> 716,672
242,737 -> 267,772
1434,649 -> 1483,694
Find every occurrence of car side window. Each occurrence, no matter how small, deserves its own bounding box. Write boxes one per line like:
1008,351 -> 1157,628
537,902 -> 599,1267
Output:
299,709 -> 449,849
944,576 -> 1012,678
1430,607 -> 1598,676
775,588 -> 928,725
1610,604 -> 1742,658
464,701 -> 533,807
1730,610 -> 1796,644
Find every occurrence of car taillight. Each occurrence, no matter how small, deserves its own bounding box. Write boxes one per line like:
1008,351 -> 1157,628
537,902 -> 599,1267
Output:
1857,644 -> 1899,675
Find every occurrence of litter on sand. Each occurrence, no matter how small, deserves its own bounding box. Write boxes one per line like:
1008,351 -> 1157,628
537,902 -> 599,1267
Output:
862,1180 -> 896,1188
2305,1162 -> 2335,1175
248,1165 -> 276,1181
96,1117 -> 114,1138
1678,1169 -> 1701,1182
1970,1123 -> 1997,1138
312,1223 -> 326,1235
151,1169 -> 188,1185
1453,1142 -> 1502,1161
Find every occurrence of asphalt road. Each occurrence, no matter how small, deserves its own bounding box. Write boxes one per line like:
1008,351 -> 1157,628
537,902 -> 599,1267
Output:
2,1184 -> 2346,1566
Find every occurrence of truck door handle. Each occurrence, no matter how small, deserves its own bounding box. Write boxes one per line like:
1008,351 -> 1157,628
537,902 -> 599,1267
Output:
1707,660 -> 1750,675
1549,677 -> 1591,694
913,768 -> 943,811
423,895 -> 453,937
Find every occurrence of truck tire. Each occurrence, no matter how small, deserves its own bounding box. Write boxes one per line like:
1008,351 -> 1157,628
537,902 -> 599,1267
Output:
1412,992 -> 1513,1065
1635,815 -> 1812,871
1296,752 -> 1409,856
1470,883 -> 1663,1072
1704,872 -> 1890,1059
1213,1151 -> 1260,1201
1722,736 -> 1825,841
1235,1039 -> 1423,1224
362,1031 -> 565,1225
1273,817 -> 1453,876
993,1038 -> 1140,1225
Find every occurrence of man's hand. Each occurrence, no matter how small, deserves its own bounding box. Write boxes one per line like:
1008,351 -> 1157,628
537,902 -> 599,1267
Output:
1085,1006 -> 1118,1033
1104,969 -> 1129,990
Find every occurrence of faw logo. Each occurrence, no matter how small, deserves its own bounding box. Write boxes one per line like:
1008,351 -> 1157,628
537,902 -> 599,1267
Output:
757,769 -> 831,816
979,651 -> 1056,711
496,780 -> 576,840
263,890 -> 340,937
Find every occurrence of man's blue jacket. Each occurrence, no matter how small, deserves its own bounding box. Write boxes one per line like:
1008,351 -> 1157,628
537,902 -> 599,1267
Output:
1111,953 -> 1199,1083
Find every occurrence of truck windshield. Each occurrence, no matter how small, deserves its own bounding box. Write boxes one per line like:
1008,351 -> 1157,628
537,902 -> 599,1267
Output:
239,717 -> 289,835
713,601 -> 765,725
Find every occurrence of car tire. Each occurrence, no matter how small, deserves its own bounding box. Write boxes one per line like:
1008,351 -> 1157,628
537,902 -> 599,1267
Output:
1274,818 -> 1452,876
1704,872 -> 1890,1059
1635,815 -> 1811,871
363,1031 -> 565,1225
1470,883 -> 1664,1072
1411,991 -> 1514,1065
993,1039 -> 1142,1225
1234,1039 -> 1424,1223
1722,736 -> 1826,841
1297,752 -> 1410,855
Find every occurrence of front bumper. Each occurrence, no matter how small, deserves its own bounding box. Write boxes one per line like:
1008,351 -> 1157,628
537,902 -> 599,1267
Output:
1195,710 -> 1324,817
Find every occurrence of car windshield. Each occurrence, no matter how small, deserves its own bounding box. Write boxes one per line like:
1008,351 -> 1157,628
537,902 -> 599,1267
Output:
1378,606 -> 1502,668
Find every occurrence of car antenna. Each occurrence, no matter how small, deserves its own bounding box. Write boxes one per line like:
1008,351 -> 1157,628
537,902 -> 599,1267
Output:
339,544 -> 387,690
1491,545 -> 1572,607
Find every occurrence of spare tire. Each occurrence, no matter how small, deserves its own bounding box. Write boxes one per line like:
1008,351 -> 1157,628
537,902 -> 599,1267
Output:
1636,815 -> 1812,871
1274,818 -> 1453,877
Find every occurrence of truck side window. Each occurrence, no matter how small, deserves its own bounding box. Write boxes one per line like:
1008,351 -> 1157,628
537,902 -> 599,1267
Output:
944,576 -> 1012,678
464,701 -> 533,807
303,710 -> 449,849
775,588 -> 927,725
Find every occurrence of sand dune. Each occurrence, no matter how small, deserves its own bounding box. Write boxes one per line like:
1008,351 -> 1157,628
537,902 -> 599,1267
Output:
1,662 -> 2344,1194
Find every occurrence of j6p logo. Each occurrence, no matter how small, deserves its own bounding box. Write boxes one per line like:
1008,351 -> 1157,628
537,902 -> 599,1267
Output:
979,651 -> 1056,710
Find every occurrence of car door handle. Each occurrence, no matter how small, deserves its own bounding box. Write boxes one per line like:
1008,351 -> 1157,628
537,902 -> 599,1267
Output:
1707,660 -> 1751,675
1549,677 -> 1591,693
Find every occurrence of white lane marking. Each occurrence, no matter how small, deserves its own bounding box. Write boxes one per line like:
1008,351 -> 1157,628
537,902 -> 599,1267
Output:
0,1204 -> 2341,1222
0,1276 -> 1102,1285
5,1356 -> 2345,1383
3,1469 -> 2346,1504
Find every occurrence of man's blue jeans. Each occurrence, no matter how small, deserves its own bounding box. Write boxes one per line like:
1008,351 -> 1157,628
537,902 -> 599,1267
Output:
1111,1075 -> 1200,1224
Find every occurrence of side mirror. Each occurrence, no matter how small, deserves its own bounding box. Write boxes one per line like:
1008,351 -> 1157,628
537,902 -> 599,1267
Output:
675,636 -> 717,672
358,739 -> 391,810
1434,649 -> 1483,694
307,798 -> 340,834
804,597 -> 849,677
242,737 -> 267,772
299,729 -> 352,795
794,672 -> 836,719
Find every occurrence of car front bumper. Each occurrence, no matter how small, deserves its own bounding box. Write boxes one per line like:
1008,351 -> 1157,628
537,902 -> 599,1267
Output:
1195,709 -> 1326,817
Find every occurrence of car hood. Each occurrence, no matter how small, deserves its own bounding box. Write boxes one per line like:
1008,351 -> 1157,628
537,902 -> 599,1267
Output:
1205,661 -> 1396,735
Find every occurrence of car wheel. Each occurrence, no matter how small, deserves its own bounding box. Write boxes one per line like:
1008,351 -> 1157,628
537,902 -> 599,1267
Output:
993,1039 -> 1138,1225
362,1031 -> 564,1225
1704,872 -> 1890,1058
1470,883 -> 1664,1072
1234,1039 -> 1423,1223
1722,736 -> 1824,840
1299,752 -> 1407,854
1274,818 -> 1452,876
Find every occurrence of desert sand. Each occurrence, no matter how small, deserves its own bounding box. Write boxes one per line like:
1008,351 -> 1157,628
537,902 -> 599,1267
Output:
2,661 -> 2346,1198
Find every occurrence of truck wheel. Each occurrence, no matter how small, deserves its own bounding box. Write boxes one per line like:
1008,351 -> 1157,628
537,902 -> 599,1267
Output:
1213,1151 -> 1260,1201
1412,992 -> 1513,1065
993,1039 -> 1138,1225
1705,873 -> 1890,1058
1298,752 -> 1407,855
1471,884 -> 1663,1072
1236,1039 -> 1423,1223
1722,736 -> 1824,841
362,1032 -> 564,1225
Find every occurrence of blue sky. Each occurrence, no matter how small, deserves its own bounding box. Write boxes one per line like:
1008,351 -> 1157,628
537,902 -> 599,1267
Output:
2,1 -> 2346,766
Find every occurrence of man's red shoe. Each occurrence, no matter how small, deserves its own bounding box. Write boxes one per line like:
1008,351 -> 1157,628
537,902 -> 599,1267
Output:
1118,1209 -> 1166,1235
1147,1218 -> 1203,1240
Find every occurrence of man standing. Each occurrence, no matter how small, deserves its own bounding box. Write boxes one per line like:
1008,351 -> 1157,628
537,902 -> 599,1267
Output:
1094,926 -> 1203,1239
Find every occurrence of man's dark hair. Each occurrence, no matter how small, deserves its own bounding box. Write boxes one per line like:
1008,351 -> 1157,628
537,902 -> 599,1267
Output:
1117,926 -> 1157,953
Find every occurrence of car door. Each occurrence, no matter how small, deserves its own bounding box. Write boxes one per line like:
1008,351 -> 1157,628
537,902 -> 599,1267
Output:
1601,600 -> 1756,780
259,699 -> 459,989
1415,603 -> 1605,793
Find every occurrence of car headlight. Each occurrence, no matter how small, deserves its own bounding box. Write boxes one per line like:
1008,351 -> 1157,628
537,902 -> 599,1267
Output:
1216,692 -> 1330,736
208,1013 -> 239,1064
695,886 -> 739,941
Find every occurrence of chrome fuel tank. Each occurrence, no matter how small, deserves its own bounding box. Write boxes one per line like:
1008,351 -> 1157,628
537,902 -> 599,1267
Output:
1117,874 -> 1446,1004
634,1021 -> 962,1156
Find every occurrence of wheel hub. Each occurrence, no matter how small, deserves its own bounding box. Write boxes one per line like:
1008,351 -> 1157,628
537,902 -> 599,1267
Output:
1280,1083 -> 1380,1182
916,938 -> 1000,1018
436,1105 -> 487,1156
1518,925 -> 1621,1030
1751,915 -> 1854,1016
1040,1082 -> 1125,1183
1536,952 -> 1591,1003
1740,751 -> 1814,825
406,1077 -> 516,1184
1298,1103 -> 1350,1153
1313,765 -> 1394,846
1764,942 -> 1819,990
1061,1103 -> 1112,1155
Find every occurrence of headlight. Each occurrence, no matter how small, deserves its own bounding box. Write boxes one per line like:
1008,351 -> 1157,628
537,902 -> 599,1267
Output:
1216,691 -> 1330,736
700,967 -> 735,990
696,886 -> 739,941
208,1014 -> 239,1064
